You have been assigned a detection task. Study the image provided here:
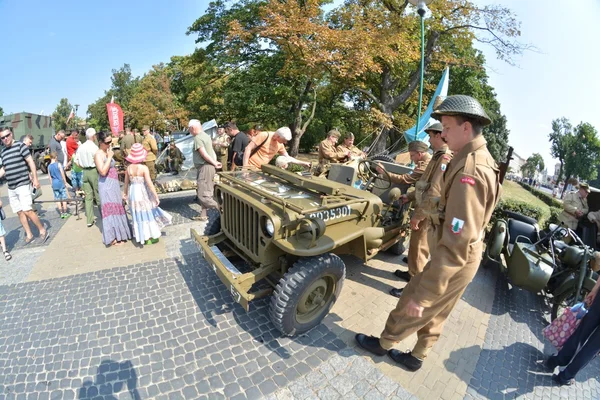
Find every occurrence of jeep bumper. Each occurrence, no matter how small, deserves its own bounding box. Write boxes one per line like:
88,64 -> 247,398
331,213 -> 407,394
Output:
190,228 -> 272,311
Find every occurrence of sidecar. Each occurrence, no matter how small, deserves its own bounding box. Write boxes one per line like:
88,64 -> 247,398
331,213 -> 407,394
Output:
484,211 -> 556,293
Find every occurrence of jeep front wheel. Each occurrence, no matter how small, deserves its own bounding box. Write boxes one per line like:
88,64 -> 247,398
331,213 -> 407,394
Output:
269,254 -> 345,336
203,209 -> 221,236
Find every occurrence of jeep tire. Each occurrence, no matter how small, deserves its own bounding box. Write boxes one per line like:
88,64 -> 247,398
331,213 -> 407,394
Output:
203,209 -> 221,236
269,254 -> 345,336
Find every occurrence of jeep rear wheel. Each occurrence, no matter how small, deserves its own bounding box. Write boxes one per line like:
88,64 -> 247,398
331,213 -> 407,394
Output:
269,254 -> 345,336
203,209 -> 221,236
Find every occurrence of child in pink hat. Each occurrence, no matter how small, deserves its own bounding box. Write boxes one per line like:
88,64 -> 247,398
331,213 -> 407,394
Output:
123,143 -> 172,245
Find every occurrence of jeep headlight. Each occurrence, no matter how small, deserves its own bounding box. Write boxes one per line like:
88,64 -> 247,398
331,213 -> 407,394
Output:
263,218 -> 275,237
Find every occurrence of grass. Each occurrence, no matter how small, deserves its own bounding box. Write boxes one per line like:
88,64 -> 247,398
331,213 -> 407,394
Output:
501,180 -> 550,211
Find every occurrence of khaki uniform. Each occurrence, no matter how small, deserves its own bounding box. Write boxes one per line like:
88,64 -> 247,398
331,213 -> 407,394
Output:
337,143 -> 364,159
404,146 -> 452,276
380,135 -> 501,359
142,135 -> 158,181
167,146 -> 185,172
121,134 -> 135,157
559,191 -> 588,230
388,153 -> 432,186
318,139 -> 348,165
213,134 -> 230,167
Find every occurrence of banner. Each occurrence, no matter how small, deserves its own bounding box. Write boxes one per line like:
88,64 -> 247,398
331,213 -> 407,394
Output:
106,102 -> 124,136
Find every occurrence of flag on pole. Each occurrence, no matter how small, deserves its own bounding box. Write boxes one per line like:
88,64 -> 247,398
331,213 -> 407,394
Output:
106,101 -> 124,136
66,108 -> 75,123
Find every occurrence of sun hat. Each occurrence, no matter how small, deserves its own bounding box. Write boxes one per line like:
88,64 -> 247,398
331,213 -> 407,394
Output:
125,143 -> 148,164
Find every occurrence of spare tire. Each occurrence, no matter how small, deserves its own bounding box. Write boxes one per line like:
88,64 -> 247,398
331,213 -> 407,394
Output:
370,154 -> 395,164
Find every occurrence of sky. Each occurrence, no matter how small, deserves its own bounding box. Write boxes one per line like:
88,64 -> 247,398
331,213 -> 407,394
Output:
1,0 -> 599,173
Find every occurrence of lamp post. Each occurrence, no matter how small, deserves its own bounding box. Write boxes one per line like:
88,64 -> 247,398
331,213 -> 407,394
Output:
74,104 -> 79,130
408,0 -> 434,141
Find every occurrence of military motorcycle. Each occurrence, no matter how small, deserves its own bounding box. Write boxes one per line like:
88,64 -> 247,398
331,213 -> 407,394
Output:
484,211 -> 599,320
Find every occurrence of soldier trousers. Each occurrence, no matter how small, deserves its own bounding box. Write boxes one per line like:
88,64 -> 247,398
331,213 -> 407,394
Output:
379,242 -> 482,359
407,219 -> 430,277
196,164 -> 219,210
145,161 -> 156,181
82,168 -> 100,225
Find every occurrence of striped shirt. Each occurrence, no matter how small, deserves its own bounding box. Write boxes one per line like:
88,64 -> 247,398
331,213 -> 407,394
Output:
1,141 -> 32,190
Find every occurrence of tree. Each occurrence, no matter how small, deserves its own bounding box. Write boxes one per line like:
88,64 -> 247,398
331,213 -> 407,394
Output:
87,64 -> 140,130
128,64 -> 189,132
0,106 -> 3,116
521,153 -> 544,179
52,98 -> 73,131
548,117 -> 573,184
564,122 -> 600,184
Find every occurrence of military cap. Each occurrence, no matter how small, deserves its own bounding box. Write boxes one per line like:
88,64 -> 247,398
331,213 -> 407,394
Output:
579,182 -> 591,193
424,122 -> 443,133
133,128 -> 139,133
431,95 -> 492,126
343,132 -> 355,140
327,129 -> 341,138
408,140 -> 429,152
142,125 -> 150,131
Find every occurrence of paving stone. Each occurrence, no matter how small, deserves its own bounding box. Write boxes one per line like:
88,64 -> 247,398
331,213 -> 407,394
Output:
317,384 -> 341,400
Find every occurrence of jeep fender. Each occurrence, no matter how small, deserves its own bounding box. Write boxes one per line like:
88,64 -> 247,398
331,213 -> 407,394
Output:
486,219 -> 507,260
553,275 -> 597,299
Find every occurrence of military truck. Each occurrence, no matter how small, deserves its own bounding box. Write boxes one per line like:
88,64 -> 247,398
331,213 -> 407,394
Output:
0,113 -> 55,172
191,160 -> 413,336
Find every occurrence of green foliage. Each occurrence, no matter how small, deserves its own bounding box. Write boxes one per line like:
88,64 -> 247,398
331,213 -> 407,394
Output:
0,106 -> 3,116
519,182 -> 563,208
549,117 -> 572,183
490,199 -> 553,232
565,122 -> 600,182
520,153 -> 545,178
52,98 -> 73,131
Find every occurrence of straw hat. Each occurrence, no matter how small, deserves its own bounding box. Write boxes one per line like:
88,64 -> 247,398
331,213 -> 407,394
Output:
125,143 -> 148,164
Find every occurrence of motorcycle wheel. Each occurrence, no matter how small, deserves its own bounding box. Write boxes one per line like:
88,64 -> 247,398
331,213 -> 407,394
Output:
551,286 -> 591,321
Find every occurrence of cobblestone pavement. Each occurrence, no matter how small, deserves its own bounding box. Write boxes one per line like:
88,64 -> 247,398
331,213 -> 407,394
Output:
465,267 -> 600,399
0,209 -> 67,252
159,193 -> 204,226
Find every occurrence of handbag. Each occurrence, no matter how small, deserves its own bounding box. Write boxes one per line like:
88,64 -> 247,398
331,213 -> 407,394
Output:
543,302 -> 588,350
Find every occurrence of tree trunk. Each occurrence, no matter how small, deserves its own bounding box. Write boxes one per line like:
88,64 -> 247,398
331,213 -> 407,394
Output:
288,81 -> 317,157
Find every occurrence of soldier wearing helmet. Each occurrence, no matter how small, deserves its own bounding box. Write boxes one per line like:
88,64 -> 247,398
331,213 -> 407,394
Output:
389,122 -> 453,297
356,95 -> 502,372
375,140 -> 431,191
336,132 -> 365,160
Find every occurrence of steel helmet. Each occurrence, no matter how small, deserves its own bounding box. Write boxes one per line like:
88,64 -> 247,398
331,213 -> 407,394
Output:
424,122 -> 443,133
431,95 -> 492,126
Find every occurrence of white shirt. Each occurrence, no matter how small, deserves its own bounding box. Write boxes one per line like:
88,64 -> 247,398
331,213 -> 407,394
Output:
76,140 -> 99,168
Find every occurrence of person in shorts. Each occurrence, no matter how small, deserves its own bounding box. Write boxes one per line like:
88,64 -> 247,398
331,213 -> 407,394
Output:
70,153 -> 83,193
0,128 -> 48,245
48,152 -> 71,218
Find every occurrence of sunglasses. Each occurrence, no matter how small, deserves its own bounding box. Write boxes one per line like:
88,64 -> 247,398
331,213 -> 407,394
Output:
1,133 -> 11,140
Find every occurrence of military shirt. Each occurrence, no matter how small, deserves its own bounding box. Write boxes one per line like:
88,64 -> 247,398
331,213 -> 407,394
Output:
121,134 -> 135,156
142,135 -> 158,162
388,152 -> 432,185
413,135 -> 501,308
337,144 -> 364,159
213,133 -> 230,156
318,139 -> 347,164
407,145 -> 452,221
559,191 -> 589,230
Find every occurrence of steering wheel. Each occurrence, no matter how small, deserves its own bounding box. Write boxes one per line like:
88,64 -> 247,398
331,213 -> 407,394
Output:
357,159 -> 392,190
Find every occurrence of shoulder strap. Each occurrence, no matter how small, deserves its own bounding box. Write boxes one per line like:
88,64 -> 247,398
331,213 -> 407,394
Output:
250,133 -> 271,158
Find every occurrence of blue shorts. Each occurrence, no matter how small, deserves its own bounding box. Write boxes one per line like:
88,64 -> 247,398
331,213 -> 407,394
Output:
53,187 -> 68,201
71,171 -> 83,189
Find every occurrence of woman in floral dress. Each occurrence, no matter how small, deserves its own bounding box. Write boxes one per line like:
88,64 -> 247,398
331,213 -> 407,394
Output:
123,143 -> 172,245
94,131 -> 132,246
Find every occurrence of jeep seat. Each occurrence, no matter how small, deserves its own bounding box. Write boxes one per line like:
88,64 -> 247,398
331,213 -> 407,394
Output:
507,219 -> 539,253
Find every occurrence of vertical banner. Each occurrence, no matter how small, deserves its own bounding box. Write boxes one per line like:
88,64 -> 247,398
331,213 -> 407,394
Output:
106,102 -> 124,136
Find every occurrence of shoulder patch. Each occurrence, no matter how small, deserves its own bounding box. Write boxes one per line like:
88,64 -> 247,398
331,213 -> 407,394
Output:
460,176 -> 475,186
450,218 -> 465,234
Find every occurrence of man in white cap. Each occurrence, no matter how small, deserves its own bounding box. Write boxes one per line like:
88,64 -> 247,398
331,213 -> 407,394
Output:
75,128 -> 101,227
243,127 -> 310,169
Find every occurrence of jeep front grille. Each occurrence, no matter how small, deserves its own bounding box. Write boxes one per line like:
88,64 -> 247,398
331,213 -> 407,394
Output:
222,192 -> 260,257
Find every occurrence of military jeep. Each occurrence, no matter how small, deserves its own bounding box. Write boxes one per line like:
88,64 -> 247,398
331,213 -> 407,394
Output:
191,160 -> 412,336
